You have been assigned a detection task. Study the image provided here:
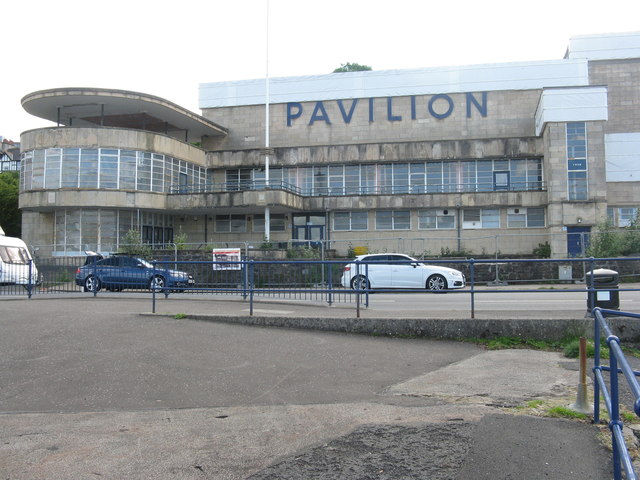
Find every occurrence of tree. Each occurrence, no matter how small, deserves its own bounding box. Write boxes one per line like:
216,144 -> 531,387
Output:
0,171 -> 21,237
584,214 -> 640,257
621,211 -> 640,255
333,62 -> 372,73
585,218 -> 623,257
118,229 -> 152,257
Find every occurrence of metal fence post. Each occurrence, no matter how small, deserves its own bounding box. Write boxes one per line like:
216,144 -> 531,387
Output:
242,257 -> 248,301
588,257 -> 596,312
92,258 -> 98,298
326,261 -> 333,306
593,311 -> 601,424
27,259 -> 33,299
469,258 -> 475,319
151,261 -> 157,314
249,260 -> 254,316
355,261 -> 360,318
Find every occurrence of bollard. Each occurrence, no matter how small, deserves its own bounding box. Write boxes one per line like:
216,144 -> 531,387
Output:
571,336 -> 593,414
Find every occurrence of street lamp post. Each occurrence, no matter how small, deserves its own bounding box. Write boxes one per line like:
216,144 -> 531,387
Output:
263,0 -> 271,242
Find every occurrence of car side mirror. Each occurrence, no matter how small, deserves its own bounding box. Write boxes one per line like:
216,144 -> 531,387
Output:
137,263 -> 145,268
412,263 -> 418,268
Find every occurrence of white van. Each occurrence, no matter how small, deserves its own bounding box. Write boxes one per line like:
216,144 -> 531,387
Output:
0,226 -> 40,286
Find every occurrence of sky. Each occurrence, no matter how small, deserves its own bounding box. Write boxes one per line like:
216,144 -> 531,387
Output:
1,0 -> 638,141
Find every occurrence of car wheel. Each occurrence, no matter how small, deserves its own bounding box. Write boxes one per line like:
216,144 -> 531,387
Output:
350,275 -> 370,291
427,274 -> 447,291
84,275 -> 101,292
149,275 -> 166,292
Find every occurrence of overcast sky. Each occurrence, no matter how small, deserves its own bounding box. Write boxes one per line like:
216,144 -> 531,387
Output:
1,0 -> 638,141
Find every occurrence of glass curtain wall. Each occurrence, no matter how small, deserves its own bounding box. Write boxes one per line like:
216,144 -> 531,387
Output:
224,158 -> 543,196
21,148 -> 206,193
53,209 -> 175,254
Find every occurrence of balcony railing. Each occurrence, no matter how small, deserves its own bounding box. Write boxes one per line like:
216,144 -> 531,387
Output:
169,180 -> 546,196
169,180 -> 302,195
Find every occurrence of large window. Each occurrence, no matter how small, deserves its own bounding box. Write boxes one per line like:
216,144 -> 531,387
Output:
463,208 -> 499,229
418,209 -> 455,229
375,210 -> 410,230
253,214 -> 287,232
21,147 -> 206,193
567,122 -> 588,201
223,158 -> 543,197
334,211 -> 368,231
215,215 -> 247,233
610,207 -> 639,227
507,207 -> 545,228
52,208 -> 171,253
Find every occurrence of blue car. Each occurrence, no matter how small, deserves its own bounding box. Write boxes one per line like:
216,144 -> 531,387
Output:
75,255 -> 195,292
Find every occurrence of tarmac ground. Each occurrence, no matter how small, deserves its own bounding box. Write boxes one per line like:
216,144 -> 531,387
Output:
0,295 -> 623,479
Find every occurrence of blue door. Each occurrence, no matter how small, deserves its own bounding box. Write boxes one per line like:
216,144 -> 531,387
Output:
567,226 -> 591,257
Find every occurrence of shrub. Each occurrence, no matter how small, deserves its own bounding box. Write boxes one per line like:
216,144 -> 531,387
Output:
118,229 -> 152,257
174,229 -> 188,250
532,241 -> 551,258
440,247 -> 471,258
286,245 -> 321,259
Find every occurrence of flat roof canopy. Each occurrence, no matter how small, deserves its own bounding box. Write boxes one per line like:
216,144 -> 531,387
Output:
22,88 -> 228,143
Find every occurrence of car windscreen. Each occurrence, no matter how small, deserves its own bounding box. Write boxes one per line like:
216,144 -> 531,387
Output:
0,246 -> 31,265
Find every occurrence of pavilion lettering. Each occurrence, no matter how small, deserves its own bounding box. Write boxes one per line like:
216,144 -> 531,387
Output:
286,92 -> 488,126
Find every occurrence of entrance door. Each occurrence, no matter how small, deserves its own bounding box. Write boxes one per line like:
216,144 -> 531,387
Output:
292,214 -> 325,247
567,226 -> 591,257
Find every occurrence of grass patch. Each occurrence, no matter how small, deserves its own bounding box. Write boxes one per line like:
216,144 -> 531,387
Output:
562,338 -> 609,359
468,336 -> 563,351
464,335 -> 639,360
546,406 -> 590,420
174,313 -> 187,319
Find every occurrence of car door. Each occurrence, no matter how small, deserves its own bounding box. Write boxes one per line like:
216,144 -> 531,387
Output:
119,257 -> 148,288
361,255 -> 392,288
389,255 -> 423,288
95,257 -> 119,285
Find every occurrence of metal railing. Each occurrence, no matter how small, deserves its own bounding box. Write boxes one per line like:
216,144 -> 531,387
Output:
593,307 -> 640,480
168,180 -> 546,197
5,256 -> 640,318
169,180 -> 302,195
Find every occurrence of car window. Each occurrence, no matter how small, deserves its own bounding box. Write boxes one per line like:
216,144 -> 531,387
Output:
389,255 -> 413,264
0,246 -> 30,264
120,257 -> 139,268
98,257 -> 119,267
364,255 -> 388,263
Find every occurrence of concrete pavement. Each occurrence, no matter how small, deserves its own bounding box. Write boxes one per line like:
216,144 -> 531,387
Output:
0,296 -> 621,479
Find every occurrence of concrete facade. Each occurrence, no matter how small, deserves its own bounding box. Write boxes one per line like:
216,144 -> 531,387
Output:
17,32 -> 640,258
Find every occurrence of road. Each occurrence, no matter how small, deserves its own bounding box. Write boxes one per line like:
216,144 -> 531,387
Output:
0,297 -> 615,479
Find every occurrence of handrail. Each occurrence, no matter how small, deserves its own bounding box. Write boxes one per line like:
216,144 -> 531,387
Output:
168,180 -> 546,196
169,180 -> 302,195
593,307 -> 640,480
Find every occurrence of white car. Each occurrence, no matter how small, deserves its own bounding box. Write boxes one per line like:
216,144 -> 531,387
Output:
341,253 -> 465,291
